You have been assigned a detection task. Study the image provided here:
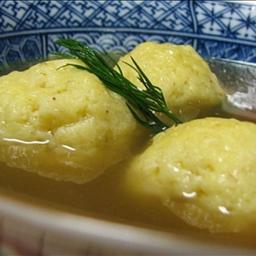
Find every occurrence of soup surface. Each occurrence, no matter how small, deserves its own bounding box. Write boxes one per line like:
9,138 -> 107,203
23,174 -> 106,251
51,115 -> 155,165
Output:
0,43 -> 255,250
0,154 -> 256,250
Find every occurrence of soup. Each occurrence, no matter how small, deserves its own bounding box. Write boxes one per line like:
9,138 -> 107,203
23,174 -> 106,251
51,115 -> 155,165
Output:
0,41 -> 256,250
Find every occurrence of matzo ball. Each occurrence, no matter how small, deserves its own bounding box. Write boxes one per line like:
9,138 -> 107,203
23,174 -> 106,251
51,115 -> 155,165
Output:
117,42 -> 224,121
124,118 -> 256,233
0,59 -> 146,183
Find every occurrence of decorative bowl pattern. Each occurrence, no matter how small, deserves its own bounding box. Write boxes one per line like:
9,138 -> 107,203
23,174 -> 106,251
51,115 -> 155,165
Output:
0,0 -> 256,73
0,1 -> 256,255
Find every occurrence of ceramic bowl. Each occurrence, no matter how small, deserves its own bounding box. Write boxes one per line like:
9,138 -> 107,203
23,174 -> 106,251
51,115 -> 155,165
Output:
0,1 -> 256,255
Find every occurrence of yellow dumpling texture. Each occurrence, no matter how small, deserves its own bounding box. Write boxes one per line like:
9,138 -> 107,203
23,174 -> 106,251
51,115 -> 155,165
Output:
0,59 -> 145,183
117,42 -> 224,121
124,118 -> 256,233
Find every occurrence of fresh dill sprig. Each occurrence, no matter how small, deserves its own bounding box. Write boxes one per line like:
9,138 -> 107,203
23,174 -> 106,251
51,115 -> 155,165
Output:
56,39 -> 182,134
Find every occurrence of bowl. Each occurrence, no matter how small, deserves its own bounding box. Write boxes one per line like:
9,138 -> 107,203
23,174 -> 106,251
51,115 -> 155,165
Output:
0,1 -> 256,255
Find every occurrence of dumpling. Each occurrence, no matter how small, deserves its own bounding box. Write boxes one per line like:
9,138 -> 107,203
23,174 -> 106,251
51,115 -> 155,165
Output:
124,118 -> 256,233
117,42 -> 225,121
0,59 -> 146,183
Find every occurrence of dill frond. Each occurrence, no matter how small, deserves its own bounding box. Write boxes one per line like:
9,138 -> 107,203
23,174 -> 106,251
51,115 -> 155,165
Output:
56,39 -> 182,133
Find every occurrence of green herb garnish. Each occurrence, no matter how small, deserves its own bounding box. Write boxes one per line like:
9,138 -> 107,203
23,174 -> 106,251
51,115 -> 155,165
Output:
56,39 -> 182,134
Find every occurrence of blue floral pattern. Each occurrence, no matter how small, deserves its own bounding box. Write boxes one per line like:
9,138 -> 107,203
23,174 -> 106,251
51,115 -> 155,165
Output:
0,0 -> 255,70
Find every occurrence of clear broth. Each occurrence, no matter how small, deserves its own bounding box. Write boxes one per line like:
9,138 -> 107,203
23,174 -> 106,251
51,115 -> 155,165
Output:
0,159 -> 256,250
0,60 -> 256,250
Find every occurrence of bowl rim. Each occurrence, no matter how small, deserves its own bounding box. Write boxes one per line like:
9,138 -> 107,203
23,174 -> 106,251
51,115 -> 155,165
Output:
0,193 -> 255,255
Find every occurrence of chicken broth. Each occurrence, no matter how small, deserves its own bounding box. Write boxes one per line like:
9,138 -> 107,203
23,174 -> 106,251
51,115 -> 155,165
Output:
0,41 -> 256,250
0,161 -> 256,250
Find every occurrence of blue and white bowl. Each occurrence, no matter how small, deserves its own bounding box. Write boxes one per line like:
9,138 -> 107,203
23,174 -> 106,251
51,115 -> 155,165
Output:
0,1 -> 256,255
1,0 -> 256,69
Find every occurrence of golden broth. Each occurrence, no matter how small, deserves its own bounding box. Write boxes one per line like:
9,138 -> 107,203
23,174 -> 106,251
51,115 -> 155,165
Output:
0,57 -> 255,250
0,106 -> 255,248
0,158 -> 256,250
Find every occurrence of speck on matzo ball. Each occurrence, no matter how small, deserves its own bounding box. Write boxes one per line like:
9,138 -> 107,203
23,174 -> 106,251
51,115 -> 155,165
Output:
0,59 -> 146,183
124,118 -> 256,233
117,42 -> 225,121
